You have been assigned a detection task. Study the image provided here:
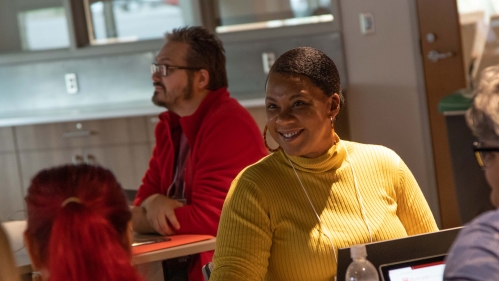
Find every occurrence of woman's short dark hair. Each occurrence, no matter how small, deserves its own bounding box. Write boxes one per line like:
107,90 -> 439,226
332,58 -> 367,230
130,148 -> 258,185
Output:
269,47 -> 344,109
166,26 -> 228,91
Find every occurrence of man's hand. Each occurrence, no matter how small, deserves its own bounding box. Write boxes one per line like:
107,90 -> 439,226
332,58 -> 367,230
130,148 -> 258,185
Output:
142,194 -> 184,235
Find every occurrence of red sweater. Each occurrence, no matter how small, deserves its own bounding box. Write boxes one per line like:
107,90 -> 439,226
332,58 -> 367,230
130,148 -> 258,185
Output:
134,88 -> 267,281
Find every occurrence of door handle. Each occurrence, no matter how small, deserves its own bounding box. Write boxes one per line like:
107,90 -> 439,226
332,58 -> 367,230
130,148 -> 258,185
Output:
84,154 -> 96,165
427,50 -> 454,62
62,130 -> 95,138
72,155 -> 84,164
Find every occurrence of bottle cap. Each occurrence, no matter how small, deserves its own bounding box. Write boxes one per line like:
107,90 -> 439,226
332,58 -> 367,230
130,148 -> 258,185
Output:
350,244 -> 367,259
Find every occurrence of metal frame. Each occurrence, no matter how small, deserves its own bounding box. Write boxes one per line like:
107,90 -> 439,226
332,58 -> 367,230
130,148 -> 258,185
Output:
0,0 -> 342,65
0,0 -> 206,65
214,0 -> 341,42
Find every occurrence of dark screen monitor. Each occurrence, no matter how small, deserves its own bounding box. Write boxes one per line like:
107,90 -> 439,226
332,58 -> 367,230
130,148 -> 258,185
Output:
336,227 -> 462,280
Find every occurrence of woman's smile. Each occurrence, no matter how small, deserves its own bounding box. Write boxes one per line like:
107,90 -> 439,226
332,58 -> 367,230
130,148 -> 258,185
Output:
279,129 -> 304,142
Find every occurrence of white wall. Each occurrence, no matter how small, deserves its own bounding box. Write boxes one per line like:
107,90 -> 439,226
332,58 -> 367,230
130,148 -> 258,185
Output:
339,0 -> 441,225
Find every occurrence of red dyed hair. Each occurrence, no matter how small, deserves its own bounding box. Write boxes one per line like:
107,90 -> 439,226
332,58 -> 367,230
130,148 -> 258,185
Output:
25,164 -> 143,281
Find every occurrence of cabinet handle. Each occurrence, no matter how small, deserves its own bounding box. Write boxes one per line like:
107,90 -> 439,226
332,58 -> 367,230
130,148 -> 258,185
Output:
72,155 -> 84,164
84,154 -> 97,165
62,130 -> 95,138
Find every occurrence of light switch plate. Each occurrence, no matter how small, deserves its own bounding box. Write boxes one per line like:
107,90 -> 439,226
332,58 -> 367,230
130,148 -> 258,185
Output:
65,73 -> 78,94
360,13 -> 375,35
262,52 -> 276,74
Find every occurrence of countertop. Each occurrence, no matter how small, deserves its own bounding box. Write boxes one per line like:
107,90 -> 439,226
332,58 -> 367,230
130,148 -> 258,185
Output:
0,98 -> 265,128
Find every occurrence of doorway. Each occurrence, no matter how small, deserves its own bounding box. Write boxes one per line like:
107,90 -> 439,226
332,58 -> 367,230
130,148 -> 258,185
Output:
415,0 -> 498,228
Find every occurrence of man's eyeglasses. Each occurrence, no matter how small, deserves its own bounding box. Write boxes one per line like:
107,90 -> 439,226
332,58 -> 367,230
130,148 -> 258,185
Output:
151,63 -> 201,77
473,141 -> 499,168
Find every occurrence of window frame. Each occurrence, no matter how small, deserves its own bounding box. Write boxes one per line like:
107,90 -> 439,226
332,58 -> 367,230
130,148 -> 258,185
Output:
0,0 -> 205,65
0,0 -> 342,66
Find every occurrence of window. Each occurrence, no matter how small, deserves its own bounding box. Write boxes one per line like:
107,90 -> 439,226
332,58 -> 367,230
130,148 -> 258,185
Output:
86,0 -> 186,44
457,0 -> 499,88
17,7 -> 70,51
215,0 -> 334,33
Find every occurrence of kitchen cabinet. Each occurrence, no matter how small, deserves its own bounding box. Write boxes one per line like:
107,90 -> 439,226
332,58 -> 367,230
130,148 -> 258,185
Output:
0,127 -> 16,152
15,117 -> 149,151
13,116 -> 154,206
18,144 -> 151,194
0,127 -> 25,222
0,153 -> 25,222
18,147 -> 82,192
83,144 -> 151,191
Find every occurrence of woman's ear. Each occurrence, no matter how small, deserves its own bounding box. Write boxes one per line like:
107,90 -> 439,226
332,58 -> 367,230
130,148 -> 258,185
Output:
329,93 -> 341,117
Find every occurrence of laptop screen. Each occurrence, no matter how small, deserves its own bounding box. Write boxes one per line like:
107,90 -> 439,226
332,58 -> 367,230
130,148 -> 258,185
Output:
336,228 -> 462,280
379,254 -> 446,281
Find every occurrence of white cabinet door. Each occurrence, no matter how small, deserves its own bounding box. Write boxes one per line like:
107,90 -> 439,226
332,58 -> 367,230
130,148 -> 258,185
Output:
0,153 -> 26,221
18,148 -> 82,194
82,144 -> 151,191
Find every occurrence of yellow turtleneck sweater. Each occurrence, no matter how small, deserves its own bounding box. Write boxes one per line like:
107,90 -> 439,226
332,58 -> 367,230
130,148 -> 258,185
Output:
210,139 -> 438,281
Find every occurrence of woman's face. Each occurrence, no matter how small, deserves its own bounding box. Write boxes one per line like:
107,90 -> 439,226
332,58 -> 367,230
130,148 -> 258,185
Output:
481,140 -> 499,207
265,72 -> 340,158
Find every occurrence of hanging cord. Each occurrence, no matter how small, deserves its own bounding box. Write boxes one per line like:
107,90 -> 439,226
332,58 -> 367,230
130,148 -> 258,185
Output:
287,157 -> 338,264
342,142 -> 373,243
285,141 -> 375,270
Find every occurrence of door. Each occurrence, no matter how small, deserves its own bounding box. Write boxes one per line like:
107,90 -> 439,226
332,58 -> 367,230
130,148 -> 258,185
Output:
416,0 -> 466,228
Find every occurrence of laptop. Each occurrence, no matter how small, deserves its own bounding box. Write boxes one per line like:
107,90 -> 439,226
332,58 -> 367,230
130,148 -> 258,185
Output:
336,227 -> 462,280
379,254 -> 446,281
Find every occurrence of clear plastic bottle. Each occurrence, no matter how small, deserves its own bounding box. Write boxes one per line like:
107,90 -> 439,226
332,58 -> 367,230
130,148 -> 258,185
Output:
344,244 -> 379,281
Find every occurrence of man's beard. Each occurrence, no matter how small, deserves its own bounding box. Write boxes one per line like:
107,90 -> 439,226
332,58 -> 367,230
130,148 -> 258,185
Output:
152,73 -> 194,109
152,85 -> 167,107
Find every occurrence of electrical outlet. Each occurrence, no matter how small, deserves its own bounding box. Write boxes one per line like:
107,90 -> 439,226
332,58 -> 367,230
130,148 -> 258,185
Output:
262,52 -> 276,74
65,73 -> 78,94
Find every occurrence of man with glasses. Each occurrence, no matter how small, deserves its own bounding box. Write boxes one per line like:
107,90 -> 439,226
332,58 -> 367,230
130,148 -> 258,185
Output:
444,65 -> 499,281
131,26 -> 267,281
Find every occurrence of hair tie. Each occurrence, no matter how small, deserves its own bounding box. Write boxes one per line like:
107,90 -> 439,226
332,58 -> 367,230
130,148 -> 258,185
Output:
61,197 -> 82,207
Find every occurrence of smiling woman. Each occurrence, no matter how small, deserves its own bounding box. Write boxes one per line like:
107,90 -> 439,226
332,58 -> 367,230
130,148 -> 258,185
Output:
210,47 -> 439,281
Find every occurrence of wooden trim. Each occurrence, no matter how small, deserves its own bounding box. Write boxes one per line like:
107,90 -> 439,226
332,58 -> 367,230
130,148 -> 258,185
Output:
65,0 -> 90,48
415,0 -> 465,228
